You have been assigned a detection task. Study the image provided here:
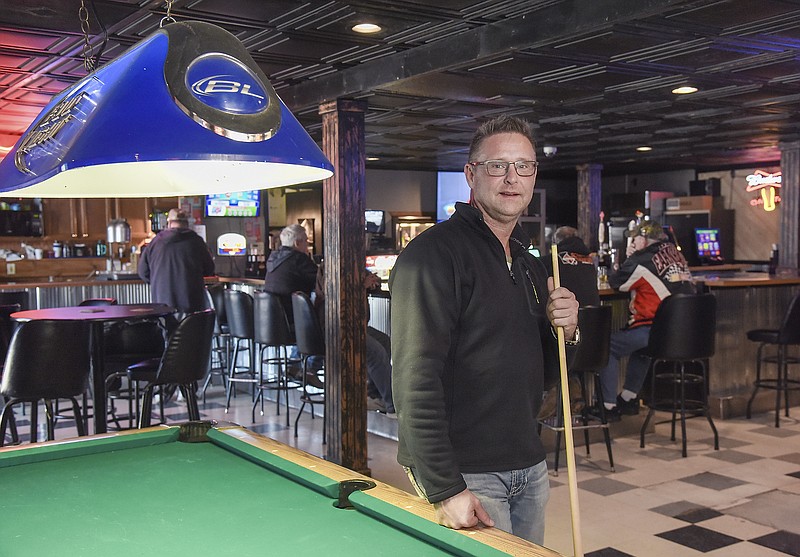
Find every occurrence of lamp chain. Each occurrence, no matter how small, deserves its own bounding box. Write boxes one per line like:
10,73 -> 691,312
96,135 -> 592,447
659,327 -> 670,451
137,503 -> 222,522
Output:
79,0 -> 94,72
160,0 -> 176,27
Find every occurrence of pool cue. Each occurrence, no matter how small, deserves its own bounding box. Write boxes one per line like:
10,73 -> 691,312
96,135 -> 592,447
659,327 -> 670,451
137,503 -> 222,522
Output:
550,245 -> 584,557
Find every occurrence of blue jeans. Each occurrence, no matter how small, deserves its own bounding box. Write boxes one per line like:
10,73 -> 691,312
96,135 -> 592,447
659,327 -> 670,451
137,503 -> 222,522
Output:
462,460 -> 550,545
599,326 -> 652,403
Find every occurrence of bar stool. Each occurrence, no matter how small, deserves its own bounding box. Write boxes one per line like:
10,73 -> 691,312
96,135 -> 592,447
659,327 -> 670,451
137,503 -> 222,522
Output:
252,291 -> 300,424
224,290 -> 256,411
291,291 -> 326,443
639,293 -> 719,457
202,285 -> 230,402
746,291 -> 800,427
538,305 -> 615,474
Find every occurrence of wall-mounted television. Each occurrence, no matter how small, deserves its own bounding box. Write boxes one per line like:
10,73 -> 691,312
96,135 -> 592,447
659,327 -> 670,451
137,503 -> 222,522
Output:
695,228 -> 722,260
206,190 -> 261,217
365,209 -> 386,234
437,171 -> 471,222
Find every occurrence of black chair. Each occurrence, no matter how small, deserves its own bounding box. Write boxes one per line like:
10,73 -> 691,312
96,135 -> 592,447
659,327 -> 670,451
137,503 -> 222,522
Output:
639,293 -> 719,457
223,290 -> 257,411
126,310 -> 216,428
0,303 -> 20,444
291,291 -> 326,443
79,298 -> 117,306
103,319 -> 167,429
539,305 -> 615,474
202,285 -> 230,402
746,291 -> 800,427
0,320 -> 91,445
253,291 -> 300,424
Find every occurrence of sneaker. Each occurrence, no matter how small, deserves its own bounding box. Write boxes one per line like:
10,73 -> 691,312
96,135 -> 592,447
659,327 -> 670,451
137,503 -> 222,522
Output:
616,394 -> 640,415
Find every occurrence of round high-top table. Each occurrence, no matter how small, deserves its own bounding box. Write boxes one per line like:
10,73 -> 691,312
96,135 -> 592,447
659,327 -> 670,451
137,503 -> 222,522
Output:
12,303 -> 175,434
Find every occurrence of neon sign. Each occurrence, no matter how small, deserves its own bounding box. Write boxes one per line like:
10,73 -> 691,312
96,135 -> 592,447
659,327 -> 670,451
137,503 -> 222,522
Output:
746,170 -> 781,212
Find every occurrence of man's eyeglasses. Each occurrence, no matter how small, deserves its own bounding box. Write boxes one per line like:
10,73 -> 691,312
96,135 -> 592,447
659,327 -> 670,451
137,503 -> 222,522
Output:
469,160 -> 539,177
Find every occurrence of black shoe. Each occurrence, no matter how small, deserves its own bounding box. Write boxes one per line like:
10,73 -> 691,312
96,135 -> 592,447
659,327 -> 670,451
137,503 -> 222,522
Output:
589,404 -> 621,423
616,394 -> 640,415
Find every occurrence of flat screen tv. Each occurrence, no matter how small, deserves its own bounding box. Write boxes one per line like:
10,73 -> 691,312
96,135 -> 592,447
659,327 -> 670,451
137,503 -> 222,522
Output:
206,190 -> 261,217
365,209 -> 386,234
437,171 -> 471,222
695,228 -> 722,260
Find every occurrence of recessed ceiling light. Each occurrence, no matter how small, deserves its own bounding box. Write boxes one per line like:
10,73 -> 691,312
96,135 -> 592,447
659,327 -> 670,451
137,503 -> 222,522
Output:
352,23 -> 381,34
671,86 -> 698,95
636,146 -> 653,152
366,156 -> 380,161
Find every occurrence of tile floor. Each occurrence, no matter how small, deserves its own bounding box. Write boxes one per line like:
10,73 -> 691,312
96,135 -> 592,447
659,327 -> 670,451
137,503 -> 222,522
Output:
5,384 -> 800,557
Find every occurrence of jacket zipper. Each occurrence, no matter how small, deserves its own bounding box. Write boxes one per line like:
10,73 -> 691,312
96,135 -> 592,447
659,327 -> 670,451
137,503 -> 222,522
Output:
525,269 -> 540,304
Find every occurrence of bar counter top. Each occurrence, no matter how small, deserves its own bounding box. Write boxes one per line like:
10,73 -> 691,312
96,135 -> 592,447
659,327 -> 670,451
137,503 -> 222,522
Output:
693,271 -> 800,288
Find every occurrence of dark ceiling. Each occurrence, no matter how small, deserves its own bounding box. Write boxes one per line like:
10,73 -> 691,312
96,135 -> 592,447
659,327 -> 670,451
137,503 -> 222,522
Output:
2,0 -> 800,177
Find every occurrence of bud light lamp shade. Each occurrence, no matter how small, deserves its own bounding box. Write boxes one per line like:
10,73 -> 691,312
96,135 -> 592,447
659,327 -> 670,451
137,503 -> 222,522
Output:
0,21 -> 333,197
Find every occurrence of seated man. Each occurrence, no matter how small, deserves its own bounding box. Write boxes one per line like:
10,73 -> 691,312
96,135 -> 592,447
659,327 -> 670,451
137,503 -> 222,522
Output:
538,226 -> 599,418
599,219 -> 695,419
315,265 -> 395,416
263,224 -> 318,325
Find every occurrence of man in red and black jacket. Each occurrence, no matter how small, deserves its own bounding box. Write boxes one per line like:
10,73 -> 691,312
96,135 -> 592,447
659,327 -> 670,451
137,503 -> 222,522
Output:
598,219 -> 695,419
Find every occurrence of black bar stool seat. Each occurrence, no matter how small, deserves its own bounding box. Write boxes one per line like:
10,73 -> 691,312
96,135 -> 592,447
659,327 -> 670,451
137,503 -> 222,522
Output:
746,292 -> 800,428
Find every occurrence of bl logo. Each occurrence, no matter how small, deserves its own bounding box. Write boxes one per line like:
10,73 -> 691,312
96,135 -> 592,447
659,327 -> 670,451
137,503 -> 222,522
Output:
186,54 -> 268,115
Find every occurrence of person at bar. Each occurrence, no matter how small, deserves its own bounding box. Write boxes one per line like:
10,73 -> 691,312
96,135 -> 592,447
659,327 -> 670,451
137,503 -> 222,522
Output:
138,208 -> 215,322
263,223 -> 318,325
389,115 -> 579,544
538,225 -> 599,419
598,219 -> 695,419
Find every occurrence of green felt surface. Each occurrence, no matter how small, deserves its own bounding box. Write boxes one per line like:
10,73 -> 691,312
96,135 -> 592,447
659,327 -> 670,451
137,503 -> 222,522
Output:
0,431 -> 504,557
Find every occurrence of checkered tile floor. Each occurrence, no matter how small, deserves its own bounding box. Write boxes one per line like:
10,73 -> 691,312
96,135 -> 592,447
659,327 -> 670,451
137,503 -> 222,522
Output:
4,385 -> 800,557
543,412 -> 800,557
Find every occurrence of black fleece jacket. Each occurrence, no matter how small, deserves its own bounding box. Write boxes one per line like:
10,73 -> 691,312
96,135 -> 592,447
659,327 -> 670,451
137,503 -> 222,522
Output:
263,246 -> 318,323
138,227 -> 215,313
389,202 -> 556,503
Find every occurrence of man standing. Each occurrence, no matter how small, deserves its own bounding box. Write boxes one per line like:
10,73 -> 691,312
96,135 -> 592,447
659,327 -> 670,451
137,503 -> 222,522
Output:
263,223 -> 318,324
599,219 -> 695,418
389,115 -> 579,544
139,208 -> 215,317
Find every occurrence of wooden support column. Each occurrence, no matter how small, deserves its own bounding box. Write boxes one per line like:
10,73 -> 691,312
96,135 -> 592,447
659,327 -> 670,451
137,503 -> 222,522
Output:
319,99 -> 369,472
779,141 -> 800,269
576,163 -> 603,250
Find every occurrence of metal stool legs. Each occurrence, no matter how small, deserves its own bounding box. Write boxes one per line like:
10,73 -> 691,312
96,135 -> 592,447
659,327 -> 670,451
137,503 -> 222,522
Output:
640,360 -> 719,457
746,342 -> 800,428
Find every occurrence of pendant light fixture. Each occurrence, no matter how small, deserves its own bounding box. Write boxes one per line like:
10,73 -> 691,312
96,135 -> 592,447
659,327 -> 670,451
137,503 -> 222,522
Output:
0,20 -> 333,197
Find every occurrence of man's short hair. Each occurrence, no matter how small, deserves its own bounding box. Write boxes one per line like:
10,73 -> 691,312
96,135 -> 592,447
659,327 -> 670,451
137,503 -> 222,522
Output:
280,224 -> 307,247
167,208 -> 189,227
553,226 -> 579,245
468,115 -> 537,161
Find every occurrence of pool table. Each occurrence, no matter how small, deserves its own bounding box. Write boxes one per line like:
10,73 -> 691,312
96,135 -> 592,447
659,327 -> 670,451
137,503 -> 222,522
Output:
0,422 -> 563,557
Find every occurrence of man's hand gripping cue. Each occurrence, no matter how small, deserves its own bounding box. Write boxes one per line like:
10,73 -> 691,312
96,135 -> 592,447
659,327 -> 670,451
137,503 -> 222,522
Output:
546,277 -> 579,341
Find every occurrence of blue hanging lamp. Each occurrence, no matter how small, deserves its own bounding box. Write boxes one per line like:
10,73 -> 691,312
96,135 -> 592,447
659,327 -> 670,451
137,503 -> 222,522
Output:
0,21 -> 333,197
